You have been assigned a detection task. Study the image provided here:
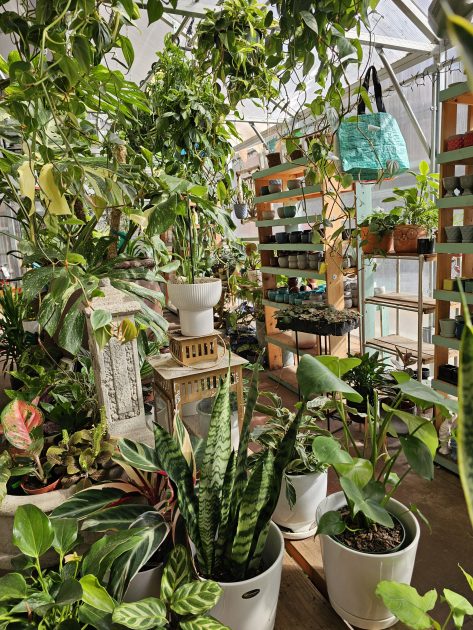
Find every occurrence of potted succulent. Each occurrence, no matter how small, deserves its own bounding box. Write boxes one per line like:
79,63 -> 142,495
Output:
358,208 -> 398,255
384,161 -> 439,254
299,355 -> 457,629
252,392 -> 330,539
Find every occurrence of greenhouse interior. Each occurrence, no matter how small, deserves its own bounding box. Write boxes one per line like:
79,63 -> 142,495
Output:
1,0 -> 473,628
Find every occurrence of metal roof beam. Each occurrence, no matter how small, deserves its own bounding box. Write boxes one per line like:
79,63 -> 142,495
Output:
390,0 -> 440,43
345,30 -> 437,53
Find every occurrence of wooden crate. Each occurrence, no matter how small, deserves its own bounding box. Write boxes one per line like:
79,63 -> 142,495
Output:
168,330 -> 219,366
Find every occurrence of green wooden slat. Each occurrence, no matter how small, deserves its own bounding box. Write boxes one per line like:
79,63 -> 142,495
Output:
433,289 -> 473,304
432,378 -> 458,397
435,242 -> 473,254
255,214 -> 320,227
437,146 -> 473,165
253,184 -> 321,204
432,334 -> 461,350
252,158 -> 308,180
260,266 -> 325,280
258,243 -> 324,251
439,82 -> 471,103
436,194 -> 473,209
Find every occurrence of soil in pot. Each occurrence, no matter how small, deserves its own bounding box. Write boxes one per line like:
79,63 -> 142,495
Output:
334,508 -> 405,554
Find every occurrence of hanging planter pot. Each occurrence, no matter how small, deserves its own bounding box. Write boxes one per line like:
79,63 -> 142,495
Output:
316,492 -> 420,629
393,224 -> 427,254
234,203 -> 249,219
167,278 -> 222,337
208,522 -> 284,630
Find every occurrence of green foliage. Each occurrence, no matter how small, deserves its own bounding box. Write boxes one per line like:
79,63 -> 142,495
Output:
358,209 -> 400,236
0,285 -> 33,370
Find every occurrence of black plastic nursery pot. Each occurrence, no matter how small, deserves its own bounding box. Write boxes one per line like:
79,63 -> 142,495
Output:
278,318 -> 359,337
417,237 -> 435,254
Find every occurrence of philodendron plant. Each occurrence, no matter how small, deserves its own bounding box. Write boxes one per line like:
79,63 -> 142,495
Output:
299,355 -> 457,546
0,504 -> 227,629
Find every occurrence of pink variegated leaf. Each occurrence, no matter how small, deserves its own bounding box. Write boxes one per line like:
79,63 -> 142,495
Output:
0,400 -> 44,451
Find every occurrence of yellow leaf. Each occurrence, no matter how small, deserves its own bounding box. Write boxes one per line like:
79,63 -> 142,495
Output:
18,161 -> 36,209
39,163 -> 71,215
129,213 -> 148,229
319,262 -> 327,275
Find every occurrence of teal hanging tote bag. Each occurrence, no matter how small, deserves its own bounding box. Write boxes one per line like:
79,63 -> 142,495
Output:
337,66 -> 409,181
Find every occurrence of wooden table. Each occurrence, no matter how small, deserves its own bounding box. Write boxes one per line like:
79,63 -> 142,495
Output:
150,348 -> 247,432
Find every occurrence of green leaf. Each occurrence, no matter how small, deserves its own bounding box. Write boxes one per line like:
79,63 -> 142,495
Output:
335,458 -> 373,488
82,505 -> 153,532
13,504 -> 54,559
384,406 -> 438,457
460,565 -> 473,591
0,573 -> 27,601
340,477 -> 393,527
78,603 -> 114,630
51,487 -> 128,520
161,545 -> 192,605
180,617 -> 230,630
52,518 -> 78,557
300,10 -> 318,33
119,35 -> 135,68
112,598 -> 167,629
312,435 -> 353,466
55,578 -> 83,606
72,35 -> 91,72
91,309 -> 112,331
147,0 -> 163,23
297,355 -> 362,402
80,575 -> 115,613
58,308 -> 85,354
22,266 -> 56,301
116,438 -> 161,472
443,588 -> 473,627
399,435 -> 434,481
396,379 -> 457,415
375,581 -> 436,629
171,580 -> 222,616
316,510 -> 346,536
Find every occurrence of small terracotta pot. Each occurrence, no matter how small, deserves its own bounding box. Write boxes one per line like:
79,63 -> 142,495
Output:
21,477 -> 62,495
393,224 -> 427,254
360,226 -> 393,254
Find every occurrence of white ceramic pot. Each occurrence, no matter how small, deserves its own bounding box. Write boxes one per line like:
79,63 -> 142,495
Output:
0,486 -> 77,569
292,331 -> 317,349
196,396 -> 239,450
316,492 -> 420,630
272,471 -> 327,539
209,522 -> 284,630
123,564 -> 163,602
167,278 -> 222,337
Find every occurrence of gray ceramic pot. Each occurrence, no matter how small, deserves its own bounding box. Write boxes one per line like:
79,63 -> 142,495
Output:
444,226 -> 462,242
461,225 -> 473,242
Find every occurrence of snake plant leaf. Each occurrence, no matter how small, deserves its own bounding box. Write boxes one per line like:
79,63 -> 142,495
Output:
51,487 -> 130,520
214,450 -> 237,568
112,598 -> 167,630
297,355 -> 362,402
115,438 -> 161,472
375,581 -> 436,629
399,435 -> 434,481
199,372 -> 232,575
13,505 -> 54,559
171,580 -> 223,616
180,617 -> 230,630
1,399 -> 43,451
161,545 -> 193,605
458,318 -> 473,525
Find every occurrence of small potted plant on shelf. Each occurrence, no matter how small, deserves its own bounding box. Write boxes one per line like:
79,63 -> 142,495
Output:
234,180 -> 254,220
251,391 -> 330,539
342,351 -> 390,422
298,354 -> 457,629
384,160 -> 439,254
276,304 -> 360,337
358,208 -> 399,255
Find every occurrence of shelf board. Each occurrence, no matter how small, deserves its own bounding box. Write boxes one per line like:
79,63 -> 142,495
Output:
363,253 -> 436,261
267,365 -> 299,395
435,242 -> 473,254
258,243 -> 324,252
432,378 -> 458,397
439,82 -> 473,105
437,145 -> 473,166
436,194 -> 473,209
434,452 -> 459,475
252,158 -> 308,180
256,213 -> 320,227
364,292 -> 436,313
262,299 -> 290,310
266,332 -> 319,357
260,266 -> 325,280
365,334 -> 434,362
432,335 -> 461,350
433,289 -> 473,304
254,185 -> 322,204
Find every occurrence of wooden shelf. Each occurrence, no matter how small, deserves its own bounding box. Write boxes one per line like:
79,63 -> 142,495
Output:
261,266 -> 325,280
433,289 -> 473,304
256,214 -> 320,228
363,253 -> 436,261
432,335 -> 461,350
262,299 -> 290,310
258,243 -> 324,252
436,194 -> 473,208
439,81 -> 473,104
266,332 -> 319,357
432,378 -> 458,396
435,242 -> 473,254
365,334 -> 434,362
254,185 -> 322,204
437,145 -> 473,166
364,292 -> 436,313
252,158 -> 308,180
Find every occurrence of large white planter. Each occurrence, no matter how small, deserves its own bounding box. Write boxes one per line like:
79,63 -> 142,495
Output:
0,486 -> 77,569
316,492 -> 420,630
209,522 -> 284,630
272,471 -> 327,539
123,564 -> 163,602
167,278 -> 222,337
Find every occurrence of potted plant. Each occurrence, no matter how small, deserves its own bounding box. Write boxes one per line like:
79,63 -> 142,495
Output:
299,355 -> 457,629
342,351 -> 390,421
277,304 -> 360,337
358,208 -> 399,255
252,392 -> 330,539
384,161 -> 439,254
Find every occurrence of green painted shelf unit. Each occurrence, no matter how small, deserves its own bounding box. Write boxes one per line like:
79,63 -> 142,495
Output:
253,184 -> 321,205
255,213 -> 321,228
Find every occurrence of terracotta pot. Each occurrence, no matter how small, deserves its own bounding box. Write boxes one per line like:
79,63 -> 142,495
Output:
360,227 -> 393,255
393,224 -> 427,254
21,477 -> 61,495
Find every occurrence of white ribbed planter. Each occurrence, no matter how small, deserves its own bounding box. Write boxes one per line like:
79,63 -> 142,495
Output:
272,471 -> 327,539
316,492 -> 420,630
167,278 -> 222,337
0,486 -> 77,569
208,522 -> 284,630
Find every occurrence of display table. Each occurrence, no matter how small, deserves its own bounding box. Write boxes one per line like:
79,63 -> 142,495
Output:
149,347 -> 247,432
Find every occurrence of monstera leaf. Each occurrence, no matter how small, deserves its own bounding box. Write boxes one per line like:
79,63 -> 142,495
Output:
0,399 -> 44,452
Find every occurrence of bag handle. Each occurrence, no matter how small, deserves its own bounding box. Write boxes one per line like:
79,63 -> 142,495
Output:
357,65 -> 386,115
